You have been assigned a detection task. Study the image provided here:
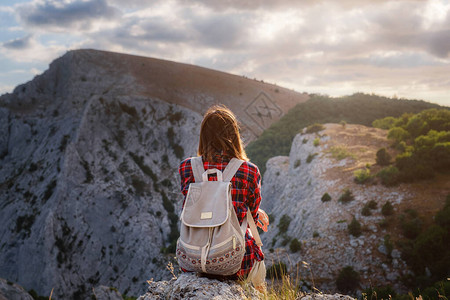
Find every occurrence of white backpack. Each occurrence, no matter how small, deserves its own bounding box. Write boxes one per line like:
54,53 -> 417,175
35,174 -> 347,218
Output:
176,157 -> 262,275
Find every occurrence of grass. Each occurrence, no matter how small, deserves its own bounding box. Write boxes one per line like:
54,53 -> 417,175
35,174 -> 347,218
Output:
327,146 -> 356,161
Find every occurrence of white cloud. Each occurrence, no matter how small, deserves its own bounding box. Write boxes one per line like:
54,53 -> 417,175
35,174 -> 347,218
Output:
0,35 -> 67,63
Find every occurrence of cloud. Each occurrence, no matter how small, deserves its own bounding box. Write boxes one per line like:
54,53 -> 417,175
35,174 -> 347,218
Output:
0,35 -> 67,63
2,0 -> 450,106
3,35 -> 33,49
17,0 -> 119,31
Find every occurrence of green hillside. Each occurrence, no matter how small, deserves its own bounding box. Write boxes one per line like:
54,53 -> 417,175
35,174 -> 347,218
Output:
247,93 -> 445,173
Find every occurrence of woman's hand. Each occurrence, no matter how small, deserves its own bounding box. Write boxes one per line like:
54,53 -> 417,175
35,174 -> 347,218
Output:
257,209 -> 269,232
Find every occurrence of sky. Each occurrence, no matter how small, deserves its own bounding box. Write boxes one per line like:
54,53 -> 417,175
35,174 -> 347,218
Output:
0,0 -> 449,106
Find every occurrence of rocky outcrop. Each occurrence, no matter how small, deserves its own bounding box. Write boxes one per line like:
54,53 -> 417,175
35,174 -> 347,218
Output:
261,124 -> 411,292
138,273 -> 356,300
140,273 -> 259,300
0,278 -> 34,300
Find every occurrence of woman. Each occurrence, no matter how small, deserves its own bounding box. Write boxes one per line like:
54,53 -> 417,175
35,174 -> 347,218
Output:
178,105 -> 266,291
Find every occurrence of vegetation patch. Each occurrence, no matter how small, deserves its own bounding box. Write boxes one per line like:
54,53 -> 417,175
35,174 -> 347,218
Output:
321,192 -> 331,202
376,147 -> 391,166
353,168 -> 372,184
305,123 -> 325,133
278,214 -> 292,234
348,217 -> 362,237
43,179 -> 57,202
338,188 -> 354,203
81,159 -> 93,183
306,153 -> 318,163
381,201 -> 395,216
376,166 -> 399,186
327,146 -> 356,161
336,266 -> 360,293
289,238 -> 301,253
313,137 -> 320,147
373,109 -> 450,184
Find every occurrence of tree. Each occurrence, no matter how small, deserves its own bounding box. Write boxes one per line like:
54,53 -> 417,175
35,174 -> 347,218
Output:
376,148 -> 391,166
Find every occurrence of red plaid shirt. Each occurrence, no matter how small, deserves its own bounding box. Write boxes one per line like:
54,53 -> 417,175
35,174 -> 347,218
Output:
178,154 -> 264,277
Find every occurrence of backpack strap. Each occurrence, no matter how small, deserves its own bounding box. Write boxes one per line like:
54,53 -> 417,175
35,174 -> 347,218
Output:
191,157 -> 205,183
222,158 -> 244,182
247,211 -> 263,247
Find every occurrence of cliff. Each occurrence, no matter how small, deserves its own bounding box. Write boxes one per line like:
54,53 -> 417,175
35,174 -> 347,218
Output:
260,123 -> 449,292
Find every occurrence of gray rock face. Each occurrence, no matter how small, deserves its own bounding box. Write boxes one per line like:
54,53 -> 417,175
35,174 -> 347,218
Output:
92,286 -> 124,300
0,50 -> 203,299
139,273 -> 258,300
0,278 -> 34,300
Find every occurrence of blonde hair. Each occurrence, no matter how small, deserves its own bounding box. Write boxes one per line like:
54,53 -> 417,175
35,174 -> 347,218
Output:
197,105 -> 248,162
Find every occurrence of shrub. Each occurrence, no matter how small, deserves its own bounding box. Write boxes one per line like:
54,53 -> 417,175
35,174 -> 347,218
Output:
400,212 -> 422,239
294,159 -> 301,168
278,214 -> 292,234
340,120 -> 347,128
119,102 -> 138,118
372,116 -> 397,129
131,176 -> 146,196
306,153 -> 318,163
338,188 -> 354,203
367,200 -> 377,209
289,238 -> 301,253
81,159 -> 93,183
388,127 -> 410,144
305,123 -> 325,133
361,205 -> 371,216
321,192 -> 332,202
376,148 -> 391,166
381,201 -> 394,216
435,195 -> 450,230
348,217 -> 362,237
377,166 -> 399,186
313,231 -> 320,238
313,137 -> 320,147
43,179 -> 57,202
172,143 -> 184,159
28,163 -> 38,172
266,262 -> 287,279
336,266 -> 360,293
354,168 -> 371,184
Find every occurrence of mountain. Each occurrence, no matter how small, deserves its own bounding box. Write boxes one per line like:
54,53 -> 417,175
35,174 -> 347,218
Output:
0,49 -> 308,299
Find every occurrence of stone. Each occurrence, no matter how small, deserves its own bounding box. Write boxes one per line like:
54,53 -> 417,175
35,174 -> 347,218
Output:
0,278 -> 34,300
301,294 -> 356,300
378,245 -> 388,255
92,286 -> 124,300
138,273 -> 258,300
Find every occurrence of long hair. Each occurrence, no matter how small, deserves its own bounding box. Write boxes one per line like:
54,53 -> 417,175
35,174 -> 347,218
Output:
198,105 -> 249,162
